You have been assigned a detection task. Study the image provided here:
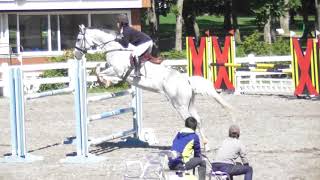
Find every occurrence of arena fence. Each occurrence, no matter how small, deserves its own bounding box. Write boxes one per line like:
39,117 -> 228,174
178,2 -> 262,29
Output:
186,36 -> 320,97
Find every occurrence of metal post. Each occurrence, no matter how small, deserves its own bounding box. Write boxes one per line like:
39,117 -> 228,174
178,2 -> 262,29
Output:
1,67 -> 43,163
61,58 -> 105,163
132,86 -> 142,139
2,63 -> 9,97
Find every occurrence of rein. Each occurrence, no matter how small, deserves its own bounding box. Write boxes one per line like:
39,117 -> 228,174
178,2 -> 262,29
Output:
105,49 -> 132,54
76,29 -> 135,82
75,29 -> 118,54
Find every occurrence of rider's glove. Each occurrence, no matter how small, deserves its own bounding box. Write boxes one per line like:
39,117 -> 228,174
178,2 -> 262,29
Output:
115,34 -> 123,41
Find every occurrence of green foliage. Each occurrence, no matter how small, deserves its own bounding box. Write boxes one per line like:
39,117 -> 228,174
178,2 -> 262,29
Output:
236,31 -> 290,56
160,50 -> 186,59
38,69 -> 67,92
38,50 -> 72,92
170,4 -> 179,16
39,50 -> 106,92
86,52 -> 106,61
239,31 -> 272,55
270,37 -> 291,55
289,0 -> 302,10
48,49 -> 74,62
252,0 -> 287,26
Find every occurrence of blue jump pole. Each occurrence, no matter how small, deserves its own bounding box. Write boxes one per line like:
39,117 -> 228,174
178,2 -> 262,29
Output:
60,58 -> 105,163
62,57 -> 144,163
1,67 -> 43,163
25,88 -> 73,100
88,107 -> 134,121
132,86 -> 143,140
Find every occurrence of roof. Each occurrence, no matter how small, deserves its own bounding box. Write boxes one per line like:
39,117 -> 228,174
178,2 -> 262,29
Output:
0,0 -> 151,11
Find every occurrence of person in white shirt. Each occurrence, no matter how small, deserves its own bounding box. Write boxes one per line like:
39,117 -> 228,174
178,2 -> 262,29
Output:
211,125 -> 253,180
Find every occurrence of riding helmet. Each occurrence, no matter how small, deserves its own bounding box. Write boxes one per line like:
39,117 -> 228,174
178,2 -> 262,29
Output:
117,14 -> 129,26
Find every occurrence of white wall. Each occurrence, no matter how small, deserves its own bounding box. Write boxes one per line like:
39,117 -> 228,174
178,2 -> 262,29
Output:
0,14 -> 9,55
0,0 -> 143,11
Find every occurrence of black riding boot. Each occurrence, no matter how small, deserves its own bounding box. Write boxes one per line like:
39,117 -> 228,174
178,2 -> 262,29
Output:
198,166 -> 206,180
133,56 -> 142,78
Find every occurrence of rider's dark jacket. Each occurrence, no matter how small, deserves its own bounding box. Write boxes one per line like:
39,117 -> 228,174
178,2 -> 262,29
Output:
168,128 -> 201,169
115,26 -> 151,48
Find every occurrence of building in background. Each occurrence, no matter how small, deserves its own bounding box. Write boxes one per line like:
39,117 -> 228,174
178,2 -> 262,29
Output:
0,0 -> 150,64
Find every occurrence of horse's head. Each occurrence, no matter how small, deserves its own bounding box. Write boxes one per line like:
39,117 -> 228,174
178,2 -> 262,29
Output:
74,24 -> 118,60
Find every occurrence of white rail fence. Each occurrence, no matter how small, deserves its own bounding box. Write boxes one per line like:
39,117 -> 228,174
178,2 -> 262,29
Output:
165,55 -> 294,95
0,55 -> 293,97
0,59 -> 187,97
0,60 -> 105,97
233,55 -> 294,95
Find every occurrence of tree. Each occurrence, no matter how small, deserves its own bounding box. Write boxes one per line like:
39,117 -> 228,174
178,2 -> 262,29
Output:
280,0 -> 290,35
147,0 -> 160,55
315,0 -> 320,31
175,0 -> 184,51
223,0 -> 241,42
146,0 -> 171,55
253,0 -> 286,43
301,0 -> 316,38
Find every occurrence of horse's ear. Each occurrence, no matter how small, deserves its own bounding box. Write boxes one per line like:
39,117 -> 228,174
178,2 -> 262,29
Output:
79,24 -> 85,33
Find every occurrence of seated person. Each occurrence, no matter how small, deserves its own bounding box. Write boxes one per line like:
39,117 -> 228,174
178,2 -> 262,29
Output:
168,117 -> 206,180
211,125 -> 253,180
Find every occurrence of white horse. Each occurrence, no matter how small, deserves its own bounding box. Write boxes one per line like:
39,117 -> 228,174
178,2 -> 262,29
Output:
74,25 -> 235,149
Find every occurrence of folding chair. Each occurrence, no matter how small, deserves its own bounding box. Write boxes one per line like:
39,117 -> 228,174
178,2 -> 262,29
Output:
209,170 -> 231,180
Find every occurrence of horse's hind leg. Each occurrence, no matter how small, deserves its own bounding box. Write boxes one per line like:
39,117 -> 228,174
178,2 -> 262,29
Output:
188,95 -> 210,151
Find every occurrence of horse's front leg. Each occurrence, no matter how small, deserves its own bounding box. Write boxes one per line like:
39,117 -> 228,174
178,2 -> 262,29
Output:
95,64 -> 122,87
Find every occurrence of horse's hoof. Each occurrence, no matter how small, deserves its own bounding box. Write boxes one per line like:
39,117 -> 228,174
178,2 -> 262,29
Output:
204,144 -> 211,152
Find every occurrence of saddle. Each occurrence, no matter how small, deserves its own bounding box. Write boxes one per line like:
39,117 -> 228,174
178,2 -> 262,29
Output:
140,52 -> 164,64
126,52 -> 163,79
129,52 -> 163,67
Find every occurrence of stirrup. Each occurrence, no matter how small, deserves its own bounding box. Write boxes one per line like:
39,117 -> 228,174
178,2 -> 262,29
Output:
132,71 -> 142,78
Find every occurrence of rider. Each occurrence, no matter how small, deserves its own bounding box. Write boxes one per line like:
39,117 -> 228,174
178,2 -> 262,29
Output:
211,125 -> 253,180
115,13 -> 155,78
168,117 -> 207,180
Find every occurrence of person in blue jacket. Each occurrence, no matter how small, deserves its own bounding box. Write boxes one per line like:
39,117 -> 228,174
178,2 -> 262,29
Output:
168,116 -> 206,180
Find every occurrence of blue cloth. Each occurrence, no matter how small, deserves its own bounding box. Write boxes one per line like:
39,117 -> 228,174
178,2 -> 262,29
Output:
168,128 -> 201,169
115,26 -> 151,48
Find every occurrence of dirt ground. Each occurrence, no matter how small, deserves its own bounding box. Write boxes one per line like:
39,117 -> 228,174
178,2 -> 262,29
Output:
0,90 -> 319,180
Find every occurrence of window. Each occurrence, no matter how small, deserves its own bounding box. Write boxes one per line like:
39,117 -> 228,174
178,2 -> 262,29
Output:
60,14 -> 87,50
8,14 -> 17,53
7,11 -> 130,54
50,15 -> 59,51
19,15 -> 48,51
91,14 -> 119,30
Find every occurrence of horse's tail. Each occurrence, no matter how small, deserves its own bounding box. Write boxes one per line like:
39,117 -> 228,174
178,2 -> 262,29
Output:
188,76 -> 236,122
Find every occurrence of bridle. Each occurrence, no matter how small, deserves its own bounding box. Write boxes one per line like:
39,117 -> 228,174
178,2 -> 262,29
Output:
75,28 -> 119,54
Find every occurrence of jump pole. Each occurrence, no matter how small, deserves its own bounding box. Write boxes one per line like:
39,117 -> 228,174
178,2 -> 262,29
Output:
61,57 -> 144,163
60,58 -> 105,163
0,67 -> 43,163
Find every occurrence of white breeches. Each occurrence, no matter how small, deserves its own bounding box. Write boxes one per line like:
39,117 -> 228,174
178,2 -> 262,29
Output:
130,40 -> 153,57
